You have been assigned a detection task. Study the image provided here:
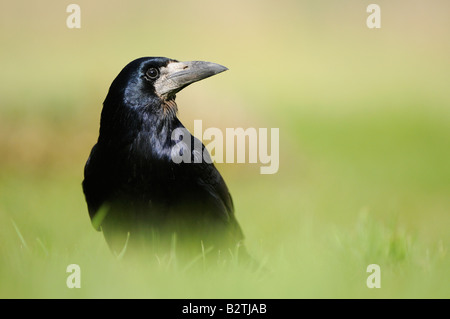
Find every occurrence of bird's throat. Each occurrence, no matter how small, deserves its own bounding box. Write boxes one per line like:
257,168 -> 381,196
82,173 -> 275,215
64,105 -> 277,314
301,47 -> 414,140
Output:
162,97 -> 178,119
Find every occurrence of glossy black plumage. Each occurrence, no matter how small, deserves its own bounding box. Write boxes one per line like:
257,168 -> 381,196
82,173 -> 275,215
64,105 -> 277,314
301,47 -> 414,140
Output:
82,57 -> 247,261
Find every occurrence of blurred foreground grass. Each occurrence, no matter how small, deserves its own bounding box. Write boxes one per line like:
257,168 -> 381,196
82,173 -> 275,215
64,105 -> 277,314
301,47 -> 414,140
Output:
0,169 -> 448,298
0,0 -> 449,298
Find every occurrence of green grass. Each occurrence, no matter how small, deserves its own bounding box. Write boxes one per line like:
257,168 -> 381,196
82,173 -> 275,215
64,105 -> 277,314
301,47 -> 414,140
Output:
1,0 -> 449,299
0,135 -> 448,298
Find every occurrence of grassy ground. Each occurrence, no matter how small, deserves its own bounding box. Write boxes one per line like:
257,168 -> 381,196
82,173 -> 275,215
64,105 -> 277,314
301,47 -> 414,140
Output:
0,0 -> 449,298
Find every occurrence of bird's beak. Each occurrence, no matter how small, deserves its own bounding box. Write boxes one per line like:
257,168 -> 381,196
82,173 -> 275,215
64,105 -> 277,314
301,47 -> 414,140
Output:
155,61 -> 228,98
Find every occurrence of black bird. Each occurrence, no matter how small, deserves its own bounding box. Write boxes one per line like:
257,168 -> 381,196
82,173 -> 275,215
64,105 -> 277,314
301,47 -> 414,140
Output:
82,57 -> 247,262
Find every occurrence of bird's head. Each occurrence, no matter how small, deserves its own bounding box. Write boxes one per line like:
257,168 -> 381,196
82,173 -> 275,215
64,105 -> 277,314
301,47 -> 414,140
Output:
103,57 -> 228,120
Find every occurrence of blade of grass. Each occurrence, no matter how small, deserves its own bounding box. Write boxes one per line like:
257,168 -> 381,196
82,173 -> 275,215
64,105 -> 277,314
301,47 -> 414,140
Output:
115,232 -> 130,260
36,237 -> 49,257
182,244 -> 214,273
91,204 -> 109,231
11,219 -> 29,251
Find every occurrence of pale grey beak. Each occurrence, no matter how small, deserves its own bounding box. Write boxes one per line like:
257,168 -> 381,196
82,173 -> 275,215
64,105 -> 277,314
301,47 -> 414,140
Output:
154,61 -> 228,97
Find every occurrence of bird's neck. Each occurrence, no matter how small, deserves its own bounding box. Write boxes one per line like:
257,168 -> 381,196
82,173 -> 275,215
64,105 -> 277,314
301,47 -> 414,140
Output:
98,100 -> 182,159
141,109 -> 180,143
161,98 -> 178,119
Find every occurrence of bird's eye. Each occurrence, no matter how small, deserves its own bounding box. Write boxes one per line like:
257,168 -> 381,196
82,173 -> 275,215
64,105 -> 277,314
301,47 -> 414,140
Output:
145,68 -> 159,80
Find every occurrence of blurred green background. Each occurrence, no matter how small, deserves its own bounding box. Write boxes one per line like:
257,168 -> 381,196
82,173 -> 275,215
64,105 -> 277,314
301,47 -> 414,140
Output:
0,0 -> 449,298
